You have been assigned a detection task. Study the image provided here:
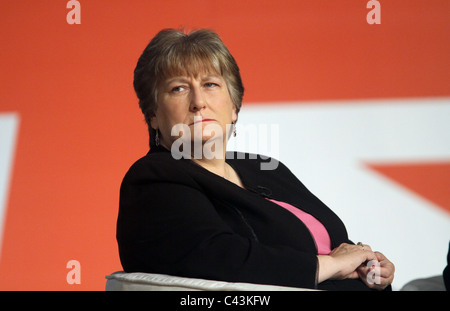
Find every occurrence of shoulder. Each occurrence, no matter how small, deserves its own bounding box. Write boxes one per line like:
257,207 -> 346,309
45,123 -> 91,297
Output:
121,149 -> 195,186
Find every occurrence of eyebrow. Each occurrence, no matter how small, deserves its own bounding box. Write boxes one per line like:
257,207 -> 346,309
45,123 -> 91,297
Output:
165,74 -> 222,85
164,77 -> 190,86
201,74 -> 222,82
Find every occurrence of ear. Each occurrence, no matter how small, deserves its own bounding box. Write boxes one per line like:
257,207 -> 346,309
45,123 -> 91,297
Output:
231,106 -> 238,123
150,115 -> 158,130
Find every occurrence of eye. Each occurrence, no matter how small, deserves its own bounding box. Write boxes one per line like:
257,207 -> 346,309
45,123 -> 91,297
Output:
204,82 -> 219,88
171,85 -> 187,93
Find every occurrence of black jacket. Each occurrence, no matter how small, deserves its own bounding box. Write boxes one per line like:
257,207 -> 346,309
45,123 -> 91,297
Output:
117,146 -> 374,290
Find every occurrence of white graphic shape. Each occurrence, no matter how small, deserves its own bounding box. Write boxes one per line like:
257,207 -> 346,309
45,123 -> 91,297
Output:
229,98 -> 450,290
0,113 -> 19,258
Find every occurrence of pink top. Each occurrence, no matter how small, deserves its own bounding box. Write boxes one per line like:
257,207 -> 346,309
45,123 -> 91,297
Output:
268,198 -> 331,255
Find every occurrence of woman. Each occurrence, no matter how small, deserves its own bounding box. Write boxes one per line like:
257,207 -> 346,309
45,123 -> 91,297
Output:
117,28 -> 395,290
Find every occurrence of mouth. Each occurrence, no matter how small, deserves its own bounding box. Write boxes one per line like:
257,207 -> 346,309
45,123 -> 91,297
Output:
188,118 -> 216,126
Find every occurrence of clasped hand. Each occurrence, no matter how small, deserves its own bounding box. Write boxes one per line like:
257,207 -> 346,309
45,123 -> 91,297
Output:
317,243 -> 395,290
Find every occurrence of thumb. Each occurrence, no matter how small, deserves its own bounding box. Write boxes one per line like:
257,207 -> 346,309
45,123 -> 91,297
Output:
346,270 -> 360,279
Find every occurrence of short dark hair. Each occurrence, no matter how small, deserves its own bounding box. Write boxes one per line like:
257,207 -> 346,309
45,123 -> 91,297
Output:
133,28 -> 244,147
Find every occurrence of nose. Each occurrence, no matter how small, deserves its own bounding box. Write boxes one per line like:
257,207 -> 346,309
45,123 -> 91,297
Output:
189,85 -> 206,112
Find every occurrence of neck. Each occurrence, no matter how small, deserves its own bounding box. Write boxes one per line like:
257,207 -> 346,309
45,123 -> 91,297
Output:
192,153 -> 229,179
191,141 -> 244,188
160,137 -> 232,179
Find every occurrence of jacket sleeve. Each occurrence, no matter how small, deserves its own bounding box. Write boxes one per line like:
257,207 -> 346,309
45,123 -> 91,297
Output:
116,158 -> 319,289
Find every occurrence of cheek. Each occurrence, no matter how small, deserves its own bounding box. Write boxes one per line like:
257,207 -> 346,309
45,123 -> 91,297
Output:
155,105 -> 188,134
215,92 -> 236,119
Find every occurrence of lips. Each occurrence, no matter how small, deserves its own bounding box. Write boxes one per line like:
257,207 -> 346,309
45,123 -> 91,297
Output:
188,118 -> 216,126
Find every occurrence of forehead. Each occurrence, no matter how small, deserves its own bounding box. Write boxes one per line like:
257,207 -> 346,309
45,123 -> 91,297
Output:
158,51 -> 222,81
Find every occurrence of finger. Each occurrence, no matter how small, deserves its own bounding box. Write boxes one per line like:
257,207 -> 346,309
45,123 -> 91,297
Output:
374,252 -> 395,276
356,254 -> 394,290
356,267 -> 379,289
356,242 -> 373,252
366,259 -> 393,282
358,268 -> 385,289
357,259 -> 377,273
346,270 -> 360,279
376,272 -> 394,287
375,252 -> 395,267
356,244 -> 376,262
362,244 -> 373,252
375,251 -> 387,261
364,264 -> 394,289
363,250 -> 378,263
378,270 -> 393,280
379,263 -> 395,278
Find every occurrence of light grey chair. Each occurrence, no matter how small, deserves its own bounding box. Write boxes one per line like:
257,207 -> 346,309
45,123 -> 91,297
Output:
105,271 -> 315,291
400,275 -> 446,291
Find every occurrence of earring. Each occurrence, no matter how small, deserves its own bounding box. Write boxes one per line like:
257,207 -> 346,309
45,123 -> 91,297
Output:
232,122 -> 237,137
155,130 -> 160,146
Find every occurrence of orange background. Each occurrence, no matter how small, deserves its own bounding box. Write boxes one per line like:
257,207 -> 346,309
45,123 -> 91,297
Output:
0,0 -> 449,290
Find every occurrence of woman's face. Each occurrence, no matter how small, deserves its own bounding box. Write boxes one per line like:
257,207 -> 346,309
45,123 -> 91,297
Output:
151,71 -> 237,151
